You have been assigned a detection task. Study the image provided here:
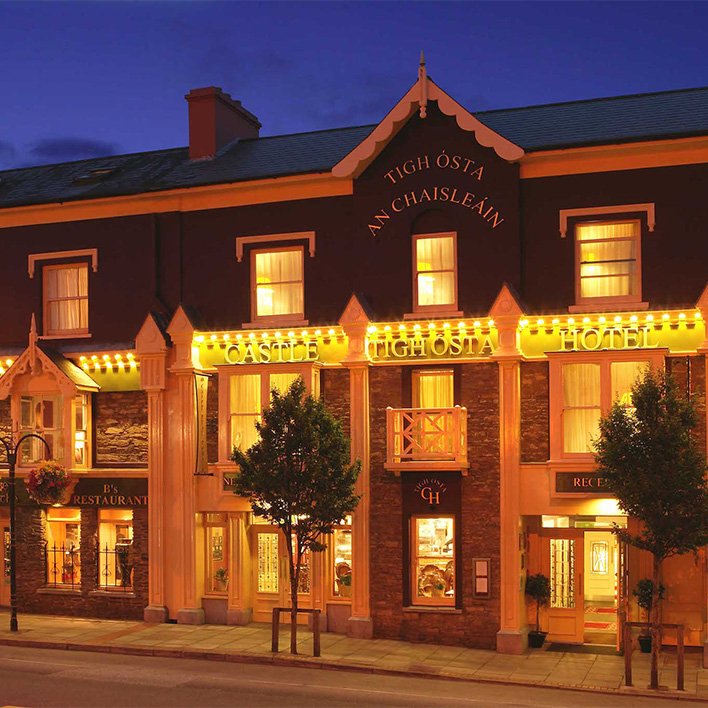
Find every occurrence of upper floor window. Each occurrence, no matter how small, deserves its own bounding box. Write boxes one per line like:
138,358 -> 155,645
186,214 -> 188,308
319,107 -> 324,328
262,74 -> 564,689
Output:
413,233 -> 458,313
43,263 -> 89,337
252,247 -> 304,324
575,220 -> 641,307
412,369 -> 454,408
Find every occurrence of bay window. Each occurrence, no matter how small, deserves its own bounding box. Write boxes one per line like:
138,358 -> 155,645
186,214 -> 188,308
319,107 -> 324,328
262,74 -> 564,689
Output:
20,395 -> 63,464
413,233 -> 458,313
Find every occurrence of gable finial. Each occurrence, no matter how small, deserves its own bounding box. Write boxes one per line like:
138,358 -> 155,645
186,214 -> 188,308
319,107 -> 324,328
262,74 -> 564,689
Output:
418,50 -> 428,119
29,313 -> 38,372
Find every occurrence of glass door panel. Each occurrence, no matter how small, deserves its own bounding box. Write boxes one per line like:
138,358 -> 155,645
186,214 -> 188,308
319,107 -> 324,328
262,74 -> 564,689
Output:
544,533 -> 584,644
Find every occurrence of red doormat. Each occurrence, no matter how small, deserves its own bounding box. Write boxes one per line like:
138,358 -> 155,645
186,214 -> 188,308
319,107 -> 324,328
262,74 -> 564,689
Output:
585,620 -> 618,632
585,605 -> 617,614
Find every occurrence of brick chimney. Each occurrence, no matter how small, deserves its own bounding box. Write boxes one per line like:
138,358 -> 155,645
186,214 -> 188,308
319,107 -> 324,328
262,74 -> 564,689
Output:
185,87 -> 261,160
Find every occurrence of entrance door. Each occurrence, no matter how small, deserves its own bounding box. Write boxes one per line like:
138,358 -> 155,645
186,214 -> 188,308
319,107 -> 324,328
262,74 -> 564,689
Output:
542,532 -> 584,643
251,526 -> 312,624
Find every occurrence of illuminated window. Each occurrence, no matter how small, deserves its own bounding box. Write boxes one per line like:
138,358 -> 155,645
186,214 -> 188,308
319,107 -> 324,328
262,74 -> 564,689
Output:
413,233 -> 457,312
331,516 -> 352,599
20,395 -> 63,464
412,369 -> 454,408
576,221 -> 640,305
73,394 -> 90,467
229,371 -> 303,452
98,510 -> 134,589
557,358 -> 650,456
204,513 -> 229,595
411,516 -> 455,606
43,263 -> 89,336
45,508 -> 81,588
252,247 -> 304,322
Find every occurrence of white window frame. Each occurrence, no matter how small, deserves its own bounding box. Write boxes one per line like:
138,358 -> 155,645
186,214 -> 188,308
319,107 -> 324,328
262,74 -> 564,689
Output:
549,351 -> 664,461
410,232 -> 461,317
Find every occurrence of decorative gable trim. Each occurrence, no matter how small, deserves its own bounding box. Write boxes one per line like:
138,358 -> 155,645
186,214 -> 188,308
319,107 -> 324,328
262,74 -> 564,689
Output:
332,77 -> 524,179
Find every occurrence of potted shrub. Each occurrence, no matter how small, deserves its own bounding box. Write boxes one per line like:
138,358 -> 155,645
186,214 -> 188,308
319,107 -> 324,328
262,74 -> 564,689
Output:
24,461 -> 73,506
214,567 -> 228,591
339,572 -> 352,598
525,573 -> 551,648
633,578 -> 665,653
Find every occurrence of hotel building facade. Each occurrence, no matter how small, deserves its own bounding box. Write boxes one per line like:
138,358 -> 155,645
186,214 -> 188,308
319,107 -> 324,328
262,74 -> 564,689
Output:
0,65 -> 706,661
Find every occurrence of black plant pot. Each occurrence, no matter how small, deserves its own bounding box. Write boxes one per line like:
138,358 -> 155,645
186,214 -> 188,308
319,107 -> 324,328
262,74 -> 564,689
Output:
528,631 -> 547,649
638,635 -> 652,653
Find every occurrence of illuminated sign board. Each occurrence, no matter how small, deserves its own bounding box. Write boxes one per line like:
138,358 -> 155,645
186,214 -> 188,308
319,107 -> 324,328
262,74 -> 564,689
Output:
367,330 -> 496,362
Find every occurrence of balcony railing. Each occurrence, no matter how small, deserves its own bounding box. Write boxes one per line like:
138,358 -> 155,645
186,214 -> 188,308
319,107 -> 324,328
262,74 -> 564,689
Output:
386,406 -> 468,470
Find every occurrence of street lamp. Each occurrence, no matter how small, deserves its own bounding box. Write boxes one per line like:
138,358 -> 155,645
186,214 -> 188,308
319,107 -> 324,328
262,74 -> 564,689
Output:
0,434 -> 51,632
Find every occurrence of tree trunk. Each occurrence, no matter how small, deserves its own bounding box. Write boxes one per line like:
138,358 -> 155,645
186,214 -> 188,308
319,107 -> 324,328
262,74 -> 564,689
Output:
289,542 -> 299,655
649,554 -> 662,689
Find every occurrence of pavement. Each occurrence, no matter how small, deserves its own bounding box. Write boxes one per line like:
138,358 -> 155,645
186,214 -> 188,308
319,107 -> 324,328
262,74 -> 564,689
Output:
0,612 -> 706,702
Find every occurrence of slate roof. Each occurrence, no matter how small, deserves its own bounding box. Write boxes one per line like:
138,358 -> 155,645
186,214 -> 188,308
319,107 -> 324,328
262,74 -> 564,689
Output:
0,87 -> 705,210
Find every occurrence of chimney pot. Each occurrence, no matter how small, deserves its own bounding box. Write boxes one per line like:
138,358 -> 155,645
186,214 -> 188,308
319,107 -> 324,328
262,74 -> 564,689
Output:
185,86 -> 261,160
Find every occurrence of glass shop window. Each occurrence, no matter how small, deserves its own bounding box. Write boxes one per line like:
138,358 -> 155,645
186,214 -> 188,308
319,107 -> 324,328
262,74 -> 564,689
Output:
43,263 -> 89,336
576,220 -> 640,304
331,516 -> 352,599
205,513 -> 229,595
411,516 -> 455,606
20,395 -> 63,464
413,233 -> 457,312
98,509 -> 134,589
252,247 -> 304,322
45,508 -> 81,588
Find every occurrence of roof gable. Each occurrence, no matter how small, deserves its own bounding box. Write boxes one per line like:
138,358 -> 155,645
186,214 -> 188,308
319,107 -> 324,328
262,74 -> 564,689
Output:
332,57 -> 524,179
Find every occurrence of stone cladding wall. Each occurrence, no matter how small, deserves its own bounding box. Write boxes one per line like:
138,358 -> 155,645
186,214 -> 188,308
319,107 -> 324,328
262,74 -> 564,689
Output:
15,505 -> 148,620
667,355 -> 706,451
520,362 -> 550,463
321,368 -> 350,438
94,392 -> 148,465
369,363 -> 501,648
0,398 -> 11,442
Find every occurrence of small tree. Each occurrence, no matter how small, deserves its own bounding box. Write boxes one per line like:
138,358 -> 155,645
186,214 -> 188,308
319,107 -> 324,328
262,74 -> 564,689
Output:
525,573 -> 551,634
231,378 -> 360,654
594,368 -> 708,688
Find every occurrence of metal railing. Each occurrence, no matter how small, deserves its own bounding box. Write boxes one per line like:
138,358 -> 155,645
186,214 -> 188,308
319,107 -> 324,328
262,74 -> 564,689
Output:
44,543 -> 81,589
386,406 -> 468,466
97,541 -> 134,591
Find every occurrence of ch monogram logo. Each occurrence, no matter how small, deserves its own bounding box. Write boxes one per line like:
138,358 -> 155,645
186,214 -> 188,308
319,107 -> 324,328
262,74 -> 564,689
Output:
414,477 -> 447,507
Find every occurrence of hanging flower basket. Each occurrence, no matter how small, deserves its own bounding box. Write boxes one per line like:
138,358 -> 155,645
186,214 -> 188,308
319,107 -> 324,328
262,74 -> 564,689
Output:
25,461 -> 73,506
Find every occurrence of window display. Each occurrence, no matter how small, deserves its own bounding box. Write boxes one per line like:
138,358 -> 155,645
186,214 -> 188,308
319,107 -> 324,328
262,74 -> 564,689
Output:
45,508 -> 81,588
412,516 -> 455,606
98,510 -> 134,589
204,513 -> 229,594
332,519 -> 352,598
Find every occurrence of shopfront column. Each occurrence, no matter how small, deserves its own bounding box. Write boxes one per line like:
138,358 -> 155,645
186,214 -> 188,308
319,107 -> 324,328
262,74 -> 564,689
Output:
490,286 -> 527,653
340,295 -> 373,638
136,314 -> 169,623
167,306 -> 205,625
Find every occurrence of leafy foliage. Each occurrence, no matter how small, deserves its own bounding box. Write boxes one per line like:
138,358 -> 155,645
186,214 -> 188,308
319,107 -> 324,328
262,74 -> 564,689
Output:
231,377 -> 360,653
525,573 -> 551,632
593,368 -> 708,561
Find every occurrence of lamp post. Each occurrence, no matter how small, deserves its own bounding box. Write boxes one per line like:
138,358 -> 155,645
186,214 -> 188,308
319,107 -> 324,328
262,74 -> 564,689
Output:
0,434 -> 51,632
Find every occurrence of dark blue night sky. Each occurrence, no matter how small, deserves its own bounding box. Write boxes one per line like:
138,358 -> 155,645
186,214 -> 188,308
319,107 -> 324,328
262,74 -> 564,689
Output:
1,1 -> 706,170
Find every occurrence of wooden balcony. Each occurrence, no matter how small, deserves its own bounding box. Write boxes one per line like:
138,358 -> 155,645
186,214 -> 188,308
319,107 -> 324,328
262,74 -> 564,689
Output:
385,406 -> 468,472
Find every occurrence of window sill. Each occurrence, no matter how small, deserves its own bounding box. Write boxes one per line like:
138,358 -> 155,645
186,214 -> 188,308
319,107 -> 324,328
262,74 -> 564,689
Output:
37,587 -> 82,596
568,301 -> 648,314
403,310 -> 463,321
89,589 -> 136,598
39,333 -> 92,340
241,319 -> 309,329
403,606 -> 462,614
